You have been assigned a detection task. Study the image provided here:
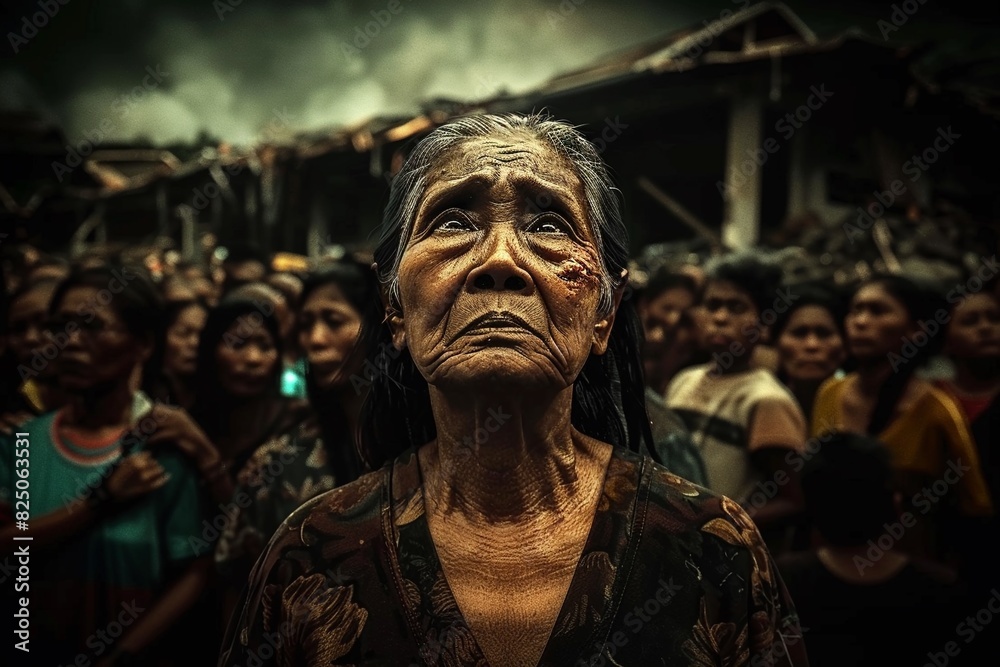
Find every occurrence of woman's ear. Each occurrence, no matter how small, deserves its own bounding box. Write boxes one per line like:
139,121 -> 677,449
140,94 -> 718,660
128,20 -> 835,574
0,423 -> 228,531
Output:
386,306 -> 406,351
374,264 -> 407,351
592,269 -> 629,355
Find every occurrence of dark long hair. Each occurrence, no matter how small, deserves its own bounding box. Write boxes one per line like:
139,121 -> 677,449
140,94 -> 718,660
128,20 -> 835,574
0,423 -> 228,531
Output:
190,297 -> 284,440
48,265 -> 167,397
357,112 -> 655,469
299,260 -> 378,483
852,274 -> 946,435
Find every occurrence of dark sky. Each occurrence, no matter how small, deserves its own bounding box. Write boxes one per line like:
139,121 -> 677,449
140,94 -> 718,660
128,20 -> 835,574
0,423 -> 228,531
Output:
1,0 -> 997,145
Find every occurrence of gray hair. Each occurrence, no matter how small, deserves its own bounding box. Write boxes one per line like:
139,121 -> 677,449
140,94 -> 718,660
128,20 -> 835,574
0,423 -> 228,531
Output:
373,113 -> 629,318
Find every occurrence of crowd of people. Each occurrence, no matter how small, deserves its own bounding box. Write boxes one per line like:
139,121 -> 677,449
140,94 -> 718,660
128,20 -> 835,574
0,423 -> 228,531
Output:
0,230 -> 998,665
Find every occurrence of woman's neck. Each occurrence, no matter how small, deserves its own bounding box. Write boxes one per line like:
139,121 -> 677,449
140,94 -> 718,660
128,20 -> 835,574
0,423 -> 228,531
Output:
854,360 -> 895,395
62,380 -> 134,430
817,545 -> 909,584
213,393 -> 282,458
167,371 -> 197,409
951,359 -> 1000,396
420,386 -> 610,525
786,378 -> 824,416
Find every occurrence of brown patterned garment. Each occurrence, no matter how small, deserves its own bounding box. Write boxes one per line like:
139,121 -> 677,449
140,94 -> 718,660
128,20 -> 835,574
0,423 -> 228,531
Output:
218,446 -> 809,666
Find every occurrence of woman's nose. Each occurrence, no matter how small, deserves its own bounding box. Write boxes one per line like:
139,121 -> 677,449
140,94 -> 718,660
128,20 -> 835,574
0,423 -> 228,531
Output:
306,323 -> 331,349
466,232 -> 534,295
245,346 -> 265,364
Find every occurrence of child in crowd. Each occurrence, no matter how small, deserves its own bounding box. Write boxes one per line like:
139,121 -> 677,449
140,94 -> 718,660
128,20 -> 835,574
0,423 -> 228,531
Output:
665,252 -> 806,534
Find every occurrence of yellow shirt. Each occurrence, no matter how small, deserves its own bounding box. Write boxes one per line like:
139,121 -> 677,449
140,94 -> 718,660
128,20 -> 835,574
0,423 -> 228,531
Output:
811,376 -> 993,518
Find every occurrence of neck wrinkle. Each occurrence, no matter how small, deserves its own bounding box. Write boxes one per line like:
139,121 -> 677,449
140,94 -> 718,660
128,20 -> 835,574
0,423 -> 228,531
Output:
421,386 -> 595,525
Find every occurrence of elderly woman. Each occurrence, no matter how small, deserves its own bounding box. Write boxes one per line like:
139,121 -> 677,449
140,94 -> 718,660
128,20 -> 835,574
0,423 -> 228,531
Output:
219,114 -> 806,666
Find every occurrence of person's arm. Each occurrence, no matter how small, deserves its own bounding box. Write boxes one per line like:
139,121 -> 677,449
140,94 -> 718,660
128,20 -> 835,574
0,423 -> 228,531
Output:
746,397 -> 808,528
712,499 -> 810,665
98,451 -> 214,665
937,398 -> 994,517
0,451 -> 170,554
96,557 -> 214,667
807,376 -> 841,439
144,404 -> 235,503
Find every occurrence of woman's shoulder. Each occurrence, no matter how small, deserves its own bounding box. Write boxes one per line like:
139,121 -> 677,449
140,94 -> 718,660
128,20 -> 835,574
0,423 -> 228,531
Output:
816,373 -> 850,398
262,465 -> 388,549
907,379 -> 968,425
626,450 -> 762,545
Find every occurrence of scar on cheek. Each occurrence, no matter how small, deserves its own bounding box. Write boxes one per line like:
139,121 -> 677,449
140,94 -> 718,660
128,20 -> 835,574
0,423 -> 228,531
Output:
557,259 -> 600,286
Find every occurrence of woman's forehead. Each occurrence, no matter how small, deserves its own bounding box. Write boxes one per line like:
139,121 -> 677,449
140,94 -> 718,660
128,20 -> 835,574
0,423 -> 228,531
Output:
428,134 -> 583,190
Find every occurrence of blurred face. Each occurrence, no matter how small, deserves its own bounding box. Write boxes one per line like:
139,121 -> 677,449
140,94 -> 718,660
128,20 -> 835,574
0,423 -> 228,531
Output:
845,283 -> 913,360
778,305 -> 845,382
7,283 -> 56,366
215,317 -> 279,397
299,284 -> 363,388
46,287 -> 150,393
163,280 -> 197,303
946,294 -> 1000,359
165,304 -> 207,377
696,280 -> 759,355
224,261 -> 267,291
187,276 -> 219,306
641,286 -> 696,347
29,264 -> 70,284
389,134 -> 619,392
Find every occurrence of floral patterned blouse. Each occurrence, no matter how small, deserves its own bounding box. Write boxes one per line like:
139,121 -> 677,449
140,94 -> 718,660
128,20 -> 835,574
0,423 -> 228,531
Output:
215,416 -> 339,581
218,446 -> 808,666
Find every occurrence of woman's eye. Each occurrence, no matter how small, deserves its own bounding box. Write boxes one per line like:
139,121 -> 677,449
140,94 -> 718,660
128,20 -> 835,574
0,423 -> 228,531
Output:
436,218 -> 472,232
529,217 -> 567,234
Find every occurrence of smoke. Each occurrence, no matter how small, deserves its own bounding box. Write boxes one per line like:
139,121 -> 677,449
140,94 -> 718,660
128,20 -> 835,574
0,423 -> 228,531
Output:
5,0 -> 698,145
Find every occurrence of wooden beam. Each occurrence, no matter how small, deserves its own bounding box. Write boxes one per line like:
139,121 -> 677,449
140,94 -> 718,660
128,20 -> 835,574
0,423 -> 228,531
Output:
637,176 -> 726,249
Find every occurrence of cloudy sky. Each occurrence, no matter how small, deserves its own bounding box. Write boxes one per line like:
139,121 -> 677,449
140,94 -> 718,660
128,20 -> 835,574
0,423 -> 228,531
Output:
1,0 -> 996,146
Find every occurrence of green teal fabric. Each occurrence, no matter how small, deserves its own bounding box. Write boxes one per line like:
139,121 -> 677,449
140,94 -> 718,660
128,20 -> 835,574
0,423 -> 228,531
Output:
0,408 -> 206,663
280,358 -> 307,398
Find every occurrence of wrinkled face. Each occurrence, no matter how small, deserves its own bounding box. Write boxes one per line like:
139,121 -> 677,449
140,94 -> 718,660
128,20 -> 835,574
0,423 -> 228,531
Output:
165,304 -> 207,377
299,284 -> 364,388
845,284 -> 913,360
696,280 -> 760,355
946,294 -> 1000,359
215,317 -> 279,397
47,287 -> 150,392
778,305 -> 845,382
389,134 -> 620,392
8,283 -> 56,367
